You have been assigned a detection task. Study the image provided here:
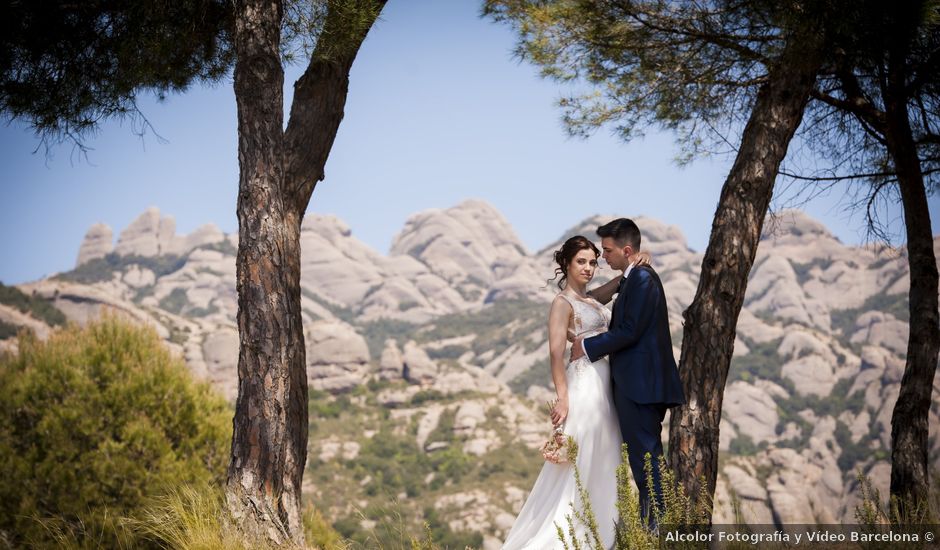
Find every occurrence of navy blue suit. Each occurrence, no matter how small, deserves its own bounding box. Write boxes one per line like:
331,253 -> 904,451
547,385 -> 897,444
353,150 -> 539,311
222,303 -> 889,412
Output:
583,265 -> 684,524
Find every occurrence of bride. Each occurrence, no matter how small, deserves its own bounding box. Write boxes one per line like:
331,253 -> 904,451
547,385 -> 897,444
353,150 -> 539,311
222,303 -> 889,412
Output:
502,236 -> 645,549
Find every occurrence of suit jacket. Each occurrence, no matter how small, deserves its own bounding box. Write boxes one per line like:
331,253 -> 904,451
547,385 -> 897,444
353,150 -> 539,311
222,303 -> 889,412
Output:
584,265 -> 685,407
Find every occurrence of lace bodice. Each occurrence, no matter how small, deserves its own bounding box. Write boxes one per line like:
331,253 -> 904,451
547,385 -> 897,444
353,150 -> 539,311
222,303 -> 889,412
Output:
558,292 -> 611,339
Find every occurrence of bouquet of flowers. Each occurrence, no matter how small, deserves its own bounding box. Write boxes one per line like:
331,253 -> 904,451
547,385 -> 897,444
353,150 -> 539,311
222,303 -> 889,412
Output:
540,399 -> 571,464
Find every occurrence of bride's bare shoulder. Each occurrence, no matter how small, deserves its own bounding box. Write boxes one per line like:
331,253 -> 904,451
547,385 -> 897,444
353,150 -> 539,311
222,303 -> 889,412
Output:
549,293 -> 576,316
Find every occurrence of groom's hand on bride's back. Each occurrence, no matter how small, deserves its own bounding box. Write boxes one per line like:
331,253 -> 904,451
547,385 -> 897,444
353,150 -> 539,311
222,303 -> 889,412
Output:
570,336 -> 585,362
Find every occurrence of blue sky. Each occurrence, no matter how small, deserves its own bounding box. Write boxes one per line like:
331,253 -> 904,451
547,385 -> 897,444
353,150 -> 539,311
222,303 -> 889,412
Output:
1,0 -> 936,285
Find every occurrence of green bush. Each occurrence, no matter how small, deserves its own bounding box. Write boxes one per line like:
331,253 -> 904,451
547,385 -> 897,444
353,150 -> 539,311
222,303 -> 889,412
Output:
0,316 -> 232,548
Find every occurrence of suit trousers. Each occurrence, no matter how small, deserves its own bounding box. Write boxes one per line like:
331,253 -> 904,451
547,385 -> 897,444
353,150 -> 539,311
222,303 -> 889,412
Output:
613,392 -> 668,527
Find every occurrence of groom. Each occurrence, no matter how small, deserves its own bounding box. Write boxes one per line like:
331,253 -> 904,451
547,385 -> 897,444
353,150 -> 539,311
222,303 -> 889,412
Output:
572,218 -> 685,526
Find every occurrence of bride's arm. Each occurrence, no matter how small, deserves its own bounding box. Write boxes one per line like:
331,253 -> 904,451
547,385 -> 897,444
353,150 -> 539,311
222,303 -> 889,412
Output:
587,275 -> 622,305
588,251 -> 653,304
548,296 -> 572,427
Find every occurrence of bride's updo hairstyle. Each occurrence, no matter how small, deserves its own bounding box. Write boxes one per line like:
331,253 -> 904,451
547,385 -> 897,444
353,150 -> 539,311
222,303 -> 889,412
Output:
547,235 -> 600,289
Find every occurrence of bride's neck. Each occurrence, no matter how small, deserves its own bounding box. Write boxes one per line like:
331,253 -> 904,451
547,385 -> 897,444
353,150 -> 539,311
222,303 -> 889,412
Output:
567,281 -> 588,298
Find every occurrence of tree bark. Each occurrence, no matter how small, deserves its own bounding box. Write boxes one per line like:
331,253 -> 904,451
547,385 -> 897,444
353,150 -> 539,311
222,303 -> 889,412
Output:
227,0 -> 305,545
667,30 -> 825,512
884,50 -> 940,519
226,0 -> 384,545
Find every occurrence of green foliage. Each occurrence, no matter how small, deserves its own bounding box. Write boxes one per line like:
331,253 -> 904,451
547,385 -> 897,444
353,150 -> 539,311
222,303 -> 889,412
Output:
727,338 -> 784,385
482,0 -> 825,158
559,445 -> 712,549
0,316 -> 232,548
0,282 -> 66,326
57,253 -> 187,285
423,299 -> 545,356
41,483 -> 344,550
308,384 -> 541,547
0,1 -> 234,146
830,291 -> 911,336
790,258 -> 833,286
509,358 -> 552,394
303,505 -> 346,550
352,428 -> 435,498
301,288 -> 359,325
410,389 -> 444,406
310,391 -> 352,419
195,239 -> 238,257
728,434 -> 761,456
133,484 -> 280,550
772,378 -> 868,455
421,506 -> 484,550
188,303 -> 220,318
333,500 -> 480,550
855,468 -> 939,529
427,409 -> 457,445
158,287 -> 190,315
358,318 -> 418,360
425,345 -> 468,360
834,421 -> 872,472
783,378 -> 866,420
0,319 -> 18,339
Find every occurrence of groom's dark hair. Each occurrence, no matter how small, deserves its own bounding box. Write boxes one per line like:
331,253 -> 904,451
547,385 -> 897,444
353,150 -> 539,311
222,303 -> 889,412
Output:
597,218 -> 641,250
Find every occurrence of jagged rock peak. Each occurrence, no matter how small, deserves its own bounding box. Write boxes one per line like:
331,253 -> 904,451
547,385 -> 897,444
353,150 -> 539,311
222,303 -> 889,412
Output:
87,208 -> 227,260
114,207 -> 177,257
391,200 -> 527,257
302,213 -> 353,243
76,223 -> 114,266
761,209 -> 836,242
538,215 -> 690,256
389,200 -> 529,285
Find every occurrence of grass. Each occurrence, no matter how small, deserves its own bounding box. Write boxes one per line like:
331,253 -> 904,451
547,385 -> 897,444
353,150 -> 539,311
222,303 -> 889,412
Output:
855,470 -> 939,527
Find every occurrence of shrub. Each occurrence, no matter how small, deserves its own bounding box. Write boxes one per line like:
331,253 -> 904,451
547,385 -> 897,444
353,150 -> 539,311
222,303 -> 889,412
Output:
560,443 -> 711,550
0,316 -> 232,548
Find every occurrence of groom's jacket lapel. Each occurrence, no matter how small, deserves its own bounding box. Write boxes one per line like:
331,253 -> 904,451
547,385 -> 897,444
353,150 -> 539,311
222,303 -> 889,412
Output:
611,271 -> 631,328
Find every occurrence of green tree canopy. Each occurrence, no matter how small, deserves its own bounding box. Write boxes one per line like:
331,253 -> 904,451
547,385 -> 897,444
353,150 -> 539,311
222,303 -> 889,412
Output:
0,1 -> 234,146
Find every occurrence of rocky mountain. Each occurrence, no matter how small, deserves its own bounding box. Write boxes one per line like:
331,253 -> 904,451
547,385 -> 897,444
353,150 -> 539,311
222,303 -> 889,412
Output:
1,200 -> 938,548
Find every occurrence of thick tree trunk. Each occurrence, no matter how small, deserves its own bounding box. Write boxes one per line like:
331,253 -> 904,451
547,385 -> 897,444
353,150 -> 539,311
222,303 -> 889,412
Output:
225,0 -> 385,545
884,55 -> 940,519
667,31 -> 824,512
227,0 -> 308,545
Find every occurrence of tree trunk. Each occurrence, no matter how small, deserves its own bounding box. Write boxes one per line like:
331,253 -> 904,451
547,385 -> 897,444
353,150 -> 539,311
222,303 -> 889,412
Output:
227,0 -> 308,545
884,52 -> 940,520
667,30 -> 824,512
225,0 -> 385,545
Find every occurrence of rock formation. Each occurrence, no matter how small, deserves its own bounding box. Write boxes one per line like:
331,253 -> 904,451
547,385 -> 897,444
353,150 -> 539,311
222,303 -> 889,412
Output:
4,200 -> 939,539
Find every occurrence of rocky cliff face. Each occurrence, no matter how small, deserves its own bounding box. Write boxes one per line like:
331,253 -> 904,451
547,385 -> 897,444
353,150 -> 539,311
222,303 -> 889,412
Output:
3,201 -> 938,547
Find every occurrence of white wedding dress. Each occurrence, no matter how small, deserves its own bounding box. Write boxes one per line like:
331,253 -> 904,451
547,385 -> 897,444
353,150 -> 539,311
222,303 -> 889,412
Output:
502,293 -> 623,550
